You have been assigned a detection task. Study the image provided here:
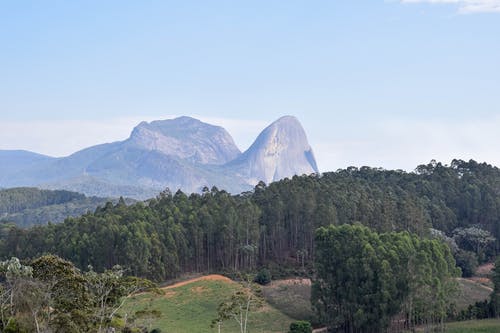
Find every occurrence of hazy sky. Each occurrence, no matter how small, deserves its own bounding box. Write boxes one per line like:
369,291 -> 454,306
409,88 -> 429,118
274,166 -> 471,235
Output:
1,1 -> 499,172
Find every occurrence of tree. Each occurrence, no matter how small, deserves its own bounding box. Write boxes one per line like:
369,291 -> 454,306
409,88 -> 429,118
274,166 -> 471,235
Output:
31,255 -> 92,332
0,257 -> 36,331
85,265 -> 156,333
312,224 -> 459,333
212,275 -> 263,333
254,268 -> 271,285
453,226 -> 496,261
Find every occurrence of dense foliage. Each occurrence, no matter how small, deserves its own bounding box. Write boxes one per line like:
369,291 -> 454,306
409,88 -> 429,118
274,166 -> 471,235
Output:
312,224 -> 459,333
0,160 -> 498,282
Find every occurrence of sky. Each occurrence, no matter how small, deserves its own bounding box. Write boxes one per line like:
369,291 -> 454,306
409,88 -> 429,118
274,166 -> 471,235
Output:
0,0 -> 499,172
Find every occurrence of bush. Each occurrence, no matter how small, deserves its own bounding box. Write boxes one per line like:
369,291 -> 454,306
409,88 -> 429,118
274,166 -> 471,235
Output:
255,268 -> 272,285
289,320 -> 312,333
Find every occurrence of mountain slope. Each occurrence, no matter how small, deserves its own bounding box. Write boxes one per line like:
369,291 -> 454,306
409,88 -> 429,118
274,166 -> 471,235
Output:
228,116 -> 319,184
0,150 -> 57,187
0,116 -> 318,198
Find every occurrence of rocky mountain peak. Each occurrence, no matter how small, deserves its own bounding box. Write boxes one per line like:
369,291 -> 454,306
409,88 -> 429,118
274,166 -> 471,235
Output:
231,115 -> 319,185
128,117 -> 241,165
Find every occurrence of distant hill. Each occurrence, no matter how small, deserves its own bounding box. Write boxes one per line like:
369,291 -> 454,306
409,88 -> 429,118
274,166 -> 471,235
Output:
0,187 -> 133,227
0,116 -> 318,199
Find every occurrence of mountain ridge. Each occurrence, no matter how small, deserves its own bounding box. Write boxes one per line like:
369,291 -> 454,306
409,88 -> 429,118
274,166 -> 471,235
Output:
0,116 -> 318,198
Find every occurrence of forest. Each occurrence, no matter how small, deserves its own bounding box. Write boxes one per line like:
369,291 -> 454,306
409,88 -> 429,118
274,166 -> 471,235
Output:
0,188 -> 131,227
0,159 -> 500,332
0,159 -> 498,282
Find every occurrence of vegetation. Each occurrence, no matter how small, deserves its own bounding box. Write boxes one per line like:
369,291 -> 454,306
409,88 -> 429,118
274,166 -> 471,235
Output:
0,160 -> 499,283
212,275 -> 264,333
261,279 -> 314,323
454,279 -> 493,312
313,224 -> 459,333
491,256 -> 500,316
122,275 -> 293,333
0,255 -> 154,333
288,321 -> 312,333
254,268 -> 272,285
1,159 -> 500,330
0,187 -> 133,227
445,319 -> 500,332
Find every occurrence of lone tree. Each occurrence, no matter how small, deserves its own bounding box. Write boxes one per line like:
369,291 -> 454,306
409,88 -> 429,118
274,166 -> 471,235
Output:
212,275 -> 263,333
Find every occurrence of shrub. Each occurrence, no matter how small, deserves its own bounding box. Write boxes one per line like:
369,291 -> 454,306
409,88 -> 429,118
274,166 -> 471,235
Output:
254,268 -> 272,285
289,320 -> 312,333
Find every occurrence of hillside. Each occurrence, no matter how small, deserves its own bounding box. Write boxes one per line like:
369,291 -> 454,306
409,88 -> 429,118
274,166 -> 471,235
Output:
0,187 -> 132,227
122,275 -> 495,332
122,275 -> 294,333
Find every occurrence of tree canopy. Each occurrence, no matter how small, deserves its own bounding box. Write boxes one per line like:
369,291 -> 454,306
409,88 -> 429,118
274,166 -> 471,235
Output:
312,224 -> 459,333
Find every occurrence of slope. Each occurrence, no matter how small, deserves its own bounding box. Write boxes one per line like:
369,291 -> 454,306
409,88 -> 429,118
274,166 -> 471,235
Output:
122,275 -> 294,333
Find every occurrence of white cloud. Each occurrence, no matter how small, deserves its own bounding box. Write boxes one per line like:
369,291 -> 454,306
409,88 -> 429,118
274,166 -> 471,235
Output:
401,0 -> 500,13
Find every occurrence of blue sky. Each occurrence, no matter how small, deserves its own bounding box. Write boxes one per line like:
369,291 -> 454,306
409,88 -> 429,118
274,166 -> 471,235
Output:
1,1 -> 499,172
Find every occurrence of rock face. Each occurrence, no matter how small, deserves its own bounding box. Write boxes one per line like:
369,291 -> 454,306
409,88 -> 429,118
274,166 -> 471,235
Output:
128,117 -> 241,165
229,116 -> 319,184
0,116 -> 319,198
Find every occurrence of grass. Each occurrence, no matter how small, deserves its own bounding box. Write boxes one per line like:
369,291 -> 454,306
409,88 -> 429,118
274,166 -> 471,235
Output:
445,319 -> 500,332
261,278 -> 314,322
121,275 -> 294,333
455,278 -> 492,311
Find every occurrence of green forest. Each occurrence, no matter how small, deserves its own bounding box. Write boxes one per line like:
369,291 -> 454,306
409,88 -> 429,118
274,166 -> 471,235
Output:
0,188 -> 134,227
1,159 -> 498,281
1,159 -> 500,332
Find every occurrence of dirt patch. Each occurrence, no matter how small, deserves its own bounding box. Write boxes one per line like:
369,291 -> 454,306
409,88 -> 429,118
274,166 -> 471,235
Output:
161,274 -> 234,290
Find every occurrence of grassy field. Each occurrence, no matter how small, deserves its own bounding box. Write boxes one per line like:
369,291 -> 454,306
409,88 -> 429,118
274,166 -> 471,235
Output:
122,275 -> 294,333
445,319 -> 500,332
261,278 -> 314,322
455,278 -> 492,310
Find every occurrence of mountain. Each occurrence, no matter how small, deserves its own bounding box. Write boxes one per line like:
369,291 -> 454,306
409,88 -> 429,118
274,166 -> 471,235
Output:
0,116 -> 318,198
228,116 -> 319,184
0,150 -> 56,185
128,117 -> 241,165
